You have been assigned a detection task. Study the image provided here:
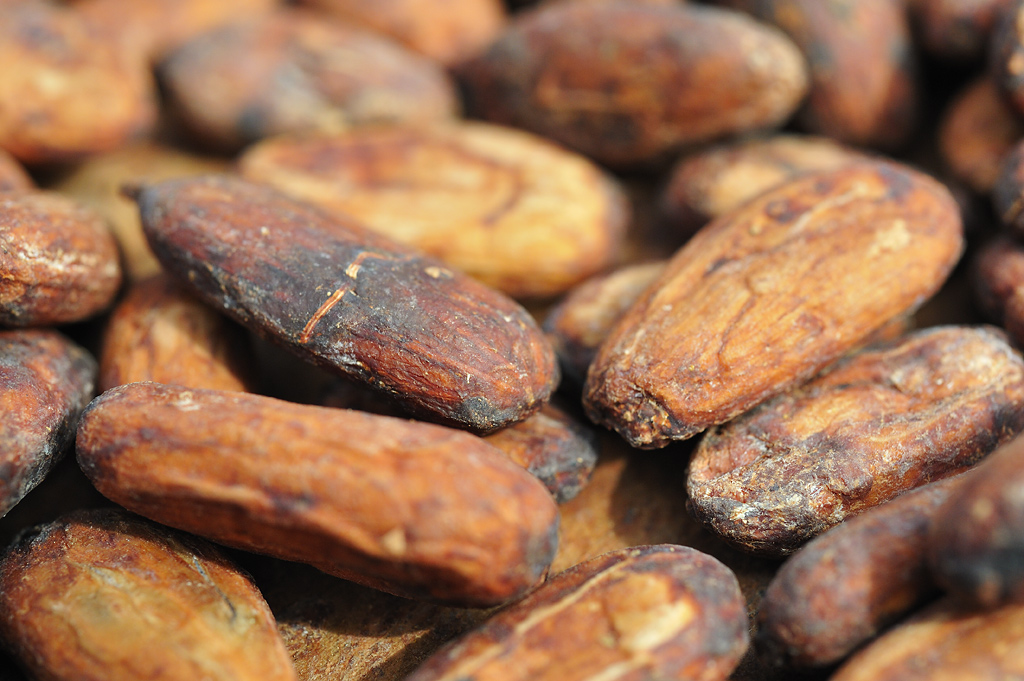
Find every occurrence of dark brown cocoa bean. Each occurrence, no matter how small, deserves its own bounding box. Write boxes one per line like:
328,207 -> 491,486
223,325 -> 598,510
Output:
756,475 -> 966,668
928,433 -> 1024,607
132,175 -> 558,432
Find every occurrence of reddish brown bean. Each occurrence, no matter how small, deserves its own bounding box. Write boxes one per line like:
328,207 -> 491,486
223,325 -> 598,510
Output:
76,382 -> 560,607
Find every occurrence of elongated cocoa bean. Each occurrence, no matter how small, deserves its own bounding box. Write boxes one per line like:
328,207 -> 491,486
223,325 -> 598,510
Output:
585,161 -> 963,448
76,382 -> 560,607
132,175 -> 558,432
756,475 -> 966,668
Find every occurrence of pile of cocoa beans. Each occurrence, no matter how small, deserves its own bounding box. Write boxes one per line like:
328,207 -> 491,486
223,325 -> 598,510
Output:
1,1 -> 1024,680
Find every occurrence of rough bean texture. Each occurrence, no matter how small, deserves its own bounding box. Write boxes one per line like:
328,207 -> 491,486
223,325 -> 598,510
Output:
688,325 -> 1024,555
585,161 -> 963,448
460,2 -> 808,167
239,123 -> 629,298
405,545 -> 749,681
0,192 -> 122,327
928,434 -> 1024,607
756,475 -> 966,668
0,509 -> 297,681
133,175 -> 558,433
76,382 -> 560,607
0,330 -> 95,518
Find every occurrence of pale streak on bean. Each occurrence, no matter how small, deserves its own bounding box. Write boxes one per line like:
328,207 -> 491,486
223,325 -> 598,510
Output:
434,554 -> 693,681
299,251 -> 402,343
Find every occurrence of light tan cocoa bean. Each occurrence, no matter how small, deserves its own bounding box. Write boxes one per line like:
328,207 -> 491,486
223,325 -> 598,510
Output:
405,545 -> 749,681
585,161 -> 963,448
239,123 -> 629,299
0,509 -> 297,681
